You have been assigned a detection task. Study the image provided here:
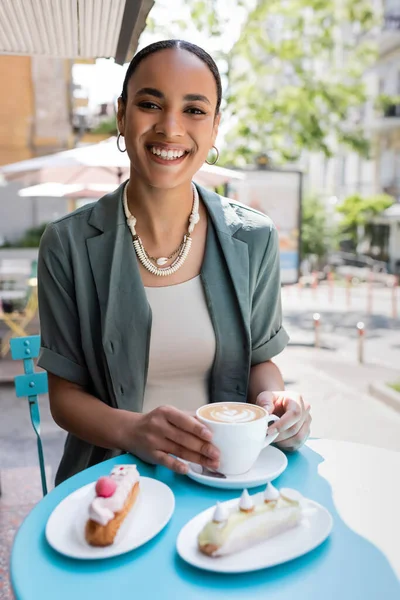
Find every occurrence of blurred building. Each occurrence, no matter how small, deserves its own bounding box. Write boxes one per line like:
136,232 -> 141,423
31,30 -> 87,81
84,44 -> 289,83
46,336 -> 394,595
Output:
0,0 -> 154,244
228,0 -> 399,270
373,0 -> 400,200
306,0 -> 400,204
0,56 -> 74,166
295,0 -> 400,273
0,0 -> 154,166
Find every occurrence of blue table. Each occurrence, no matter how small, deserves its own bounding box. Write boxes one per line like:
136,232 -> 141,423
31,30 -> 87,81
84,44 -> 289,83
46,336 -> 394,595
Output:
10,439 -> 400,600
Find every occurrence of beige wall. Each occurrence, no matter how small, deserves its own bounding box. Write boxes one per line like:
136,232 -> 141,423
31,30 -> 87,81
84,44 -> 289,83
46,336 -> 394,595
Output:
0,56 -> 35,165
0,56 -> 73,167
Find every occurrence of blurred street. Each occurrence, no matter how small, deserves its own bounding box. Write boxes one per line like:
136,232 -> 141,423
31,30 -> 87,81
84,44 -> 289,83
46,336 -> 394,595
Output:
277,281 -> 400,453
282,282 -> 400,371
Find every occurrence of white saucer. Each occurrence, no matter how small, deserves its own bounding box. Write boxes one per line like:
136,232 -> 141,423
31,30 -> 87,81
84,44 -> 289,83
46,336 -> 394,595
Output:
45,477 -> 175,559
186,445 -> 288,489
176,490 -> 333,573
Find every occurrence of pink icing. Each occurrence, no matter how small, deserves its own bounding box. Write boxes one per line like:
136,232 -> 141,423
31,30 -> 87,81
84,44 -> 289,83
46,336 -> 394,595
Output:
88,465 -> 139,526
95,477 -> 117,498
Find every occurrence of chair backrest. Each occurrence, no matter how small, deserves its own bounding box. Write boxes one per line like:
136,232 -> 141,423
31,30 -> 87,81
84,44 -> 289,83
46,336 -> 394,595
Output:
10,335 -> 48,496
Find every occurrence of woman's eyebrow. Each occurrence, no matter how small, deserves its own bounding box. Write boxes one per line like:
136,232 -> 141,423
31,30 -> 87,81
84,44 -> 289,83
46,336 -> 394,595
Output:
134,88 -> 211,105
183,94 -> 211,105
135,87 -> 164,99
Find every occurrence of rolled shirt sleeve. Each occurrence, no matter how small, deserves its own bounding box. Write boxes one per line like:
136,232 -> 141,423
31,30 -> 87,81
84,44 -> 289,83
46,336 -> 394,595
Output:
37,223 -> 90,386
250,224 -> 289,365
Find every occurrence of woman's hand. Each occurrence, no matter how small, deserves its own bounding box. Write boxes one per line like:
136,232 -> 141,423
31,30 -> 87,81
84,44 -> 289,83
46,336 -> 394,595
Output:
124,405 -> 220,475
256,391 -> 311,452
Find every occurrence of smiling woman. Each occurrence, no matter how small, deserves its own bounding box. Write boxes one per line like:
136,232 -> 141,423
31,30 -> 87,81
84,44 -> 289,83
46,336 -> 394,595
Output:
36,40 -> 311,486
117,40 -> 221,197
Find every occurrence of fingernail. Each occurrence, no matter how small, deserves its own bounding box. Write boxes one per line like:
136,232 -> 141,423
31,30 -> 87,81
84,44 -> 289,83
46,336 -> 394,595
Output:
208,449 -> 220,459
201,428 -> 212,440
268,427 -> 277,436
178,464 -> 188,475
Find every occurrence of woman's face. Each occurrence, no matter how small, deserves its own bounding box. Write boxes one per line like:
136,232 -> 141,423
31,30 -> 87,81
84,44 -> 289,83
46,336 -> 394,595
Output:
117,48 -> 220,190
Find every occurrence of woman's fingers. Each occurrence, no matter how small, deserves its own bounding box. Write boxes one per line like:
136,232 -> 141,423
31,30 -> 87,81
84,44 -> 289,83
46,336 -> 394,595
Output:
268,396 -> 305,435
275,411 -> 312,451
163,422 -> 219,461
255,391 -> 275,413
274,406 -> 310,442
151,450 -> 189,475
141,406 -> 220,470
163,440 -> 220,470
164,406 -> 213,441
160,405 -> 220,461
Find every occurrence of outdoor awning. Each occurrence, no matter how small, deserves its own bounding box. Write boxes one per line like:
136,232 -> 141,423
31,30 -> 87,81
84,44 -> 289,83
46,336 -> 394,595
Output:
1,137 -> 248,188
18,182 -> 118,198
0,0 -> 154,64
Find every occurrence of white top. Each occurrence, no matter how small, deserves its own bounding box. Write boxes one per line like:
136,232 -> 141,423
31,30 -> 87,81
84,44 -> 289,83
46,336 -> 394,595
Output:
142,276 -> 216,414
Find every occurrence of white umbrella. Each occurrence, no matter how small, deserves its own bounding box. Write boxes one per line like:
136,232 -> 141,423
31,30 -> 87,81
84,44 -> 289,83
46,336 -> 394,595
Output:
194,163 -> 246,187
18,183 -> 118,199
1,137 -> 130,186
1,136 -> 246,188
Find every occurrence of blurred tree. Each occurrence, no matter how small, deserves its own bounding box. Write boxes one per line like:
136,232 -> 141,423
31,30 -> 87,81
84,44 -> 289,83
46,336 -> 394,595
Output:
148,0 -> 378,165
336,193 -> 394,250
91,117 -> 118,136
301,195 -> 334,260
224,0 -> 377,165
7,224 -> 48,248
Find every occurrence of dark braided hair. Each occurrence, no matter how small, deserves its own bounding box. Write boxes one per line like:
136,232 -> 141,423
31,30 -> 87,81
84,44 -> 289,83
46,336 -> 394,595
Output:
120,40 -> 222,115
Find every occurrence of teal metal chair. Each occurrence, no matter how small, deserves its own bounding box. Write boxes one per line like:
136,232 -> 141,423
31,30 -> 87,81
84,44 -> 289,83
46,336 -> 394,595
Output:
10,335 -> 48,496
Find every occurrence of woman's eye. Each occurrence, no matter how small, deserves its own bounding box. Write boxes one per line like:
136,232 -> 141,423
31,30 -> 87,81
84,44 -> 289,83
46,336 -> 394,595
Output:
185,107 -> 206,115
138,101 -> 160,110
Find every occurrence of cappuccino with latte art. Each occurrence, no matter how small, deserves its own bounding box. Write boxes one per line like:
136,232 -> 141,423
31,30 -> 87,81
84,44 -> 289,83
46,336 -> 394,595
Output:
198,403 -> 265,424
196,402 -> 280,475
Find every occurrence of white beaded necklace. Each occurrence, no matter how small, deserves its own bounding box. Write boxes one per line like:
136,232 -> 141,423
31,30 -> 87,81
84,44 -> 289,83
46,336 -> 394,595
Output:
123,182 -> 200,277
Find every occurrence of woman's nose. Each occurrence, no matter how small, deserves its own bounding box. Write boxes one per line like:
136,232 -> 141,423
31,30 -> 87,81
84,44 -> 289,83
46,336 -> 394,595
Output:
154,111 -> 184,137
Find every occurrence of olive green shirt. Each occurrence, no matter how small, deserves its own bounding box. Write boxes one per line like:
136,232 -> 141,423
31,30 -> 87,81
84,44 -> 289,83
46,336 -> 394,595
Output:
37,183 -> 289,484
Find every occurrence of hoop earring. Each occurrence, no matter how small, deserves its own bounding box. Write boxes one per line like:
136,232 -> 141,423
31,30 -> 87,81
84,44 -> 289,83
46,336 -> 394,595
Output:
206,145 -> 219,165
117,133 -> 127,153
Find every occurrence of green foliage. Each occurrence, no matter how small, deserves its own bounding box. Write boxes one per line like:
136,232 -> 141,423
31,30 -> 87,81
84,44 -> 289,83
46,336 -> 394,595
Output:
225,0 -> 377,164
388,382 -> 400,393
147,0 -> 248,38
92,117 -> 118,135
375,94 -> 400,111
336,193 -> 394,248
146,0 -> 382,166
301,195 -> 334,259
190,0 -> 223,36
8,224 -> 48,248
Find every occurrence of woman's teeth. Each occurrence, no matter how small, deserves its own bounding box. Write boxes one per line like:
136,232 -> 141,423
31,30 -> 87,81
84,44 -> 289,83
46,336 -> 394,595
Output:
150,146 -> 186,160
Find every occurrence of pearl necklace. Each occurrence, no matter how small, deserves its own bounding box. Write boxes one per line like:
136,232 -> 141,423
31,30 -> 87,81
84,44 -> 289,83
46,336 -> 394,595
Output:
123,182 -> 200,277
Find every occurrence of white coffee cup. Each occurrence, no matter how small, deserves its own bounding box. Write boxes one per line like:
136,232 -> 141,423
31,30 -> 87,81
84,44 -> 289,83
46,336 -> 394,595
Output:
196,402 -> 280,476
